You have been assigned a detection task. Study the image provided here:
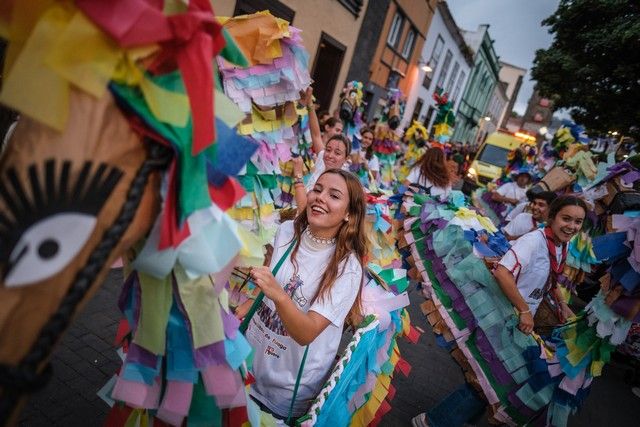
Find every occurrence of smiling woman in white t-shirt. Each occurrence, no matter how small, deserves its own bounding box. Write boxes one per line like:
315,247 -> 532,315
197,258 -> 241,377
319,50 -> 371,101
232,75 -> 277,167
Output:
493,196 -> 587,335
239,169 -> 366,421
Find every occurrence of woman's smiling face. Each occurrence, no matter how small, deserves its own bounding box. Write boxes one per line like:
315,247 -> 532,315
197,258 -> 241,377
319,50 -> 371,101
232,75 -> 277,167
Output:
323,138 -> 348,169
549,205 -> 585,243
307,172 -> 349,236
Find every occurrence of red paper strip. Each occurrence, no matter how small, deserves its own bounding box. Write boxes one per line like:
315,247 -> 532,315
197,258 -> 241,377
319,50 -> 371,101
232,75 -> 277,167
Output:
159,160 -> 191,249
209,177 -> 246,211
114,318 -> 131,346
396,357 -> 412,377
386,383 -> 397,402
405,325 -> 421,344
77,0 -> 226,154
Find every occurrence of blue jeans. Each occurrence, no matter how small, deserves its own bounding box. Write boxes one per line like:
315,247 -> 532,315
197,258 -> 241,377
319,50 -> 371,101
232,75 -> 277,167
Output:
426,383 -> 486,427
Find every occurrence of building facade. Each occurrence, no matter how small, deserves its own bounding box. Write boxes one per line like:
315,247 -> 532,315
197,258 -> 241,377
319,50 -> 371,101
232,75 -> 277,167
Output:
497,61 -> 527,128
400,0 -> 473,130
451,24 -> 501,144
481,81 -> 508,141
215,0 -> 368,113
345,0 -> 438,122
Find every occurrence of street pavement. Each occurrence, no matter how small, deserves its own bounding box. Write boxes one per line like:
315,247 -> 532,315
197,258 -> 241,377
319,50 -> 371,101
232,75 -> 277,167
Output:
19,268 -> 637,426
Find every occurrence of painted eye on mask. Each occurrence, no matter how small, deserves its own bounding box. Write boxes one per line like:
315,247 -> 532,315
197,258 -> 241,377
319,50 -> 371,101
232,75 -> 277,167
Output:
349,91 -> 357,100
1,159 -> 123,288
5,213 -> 97,287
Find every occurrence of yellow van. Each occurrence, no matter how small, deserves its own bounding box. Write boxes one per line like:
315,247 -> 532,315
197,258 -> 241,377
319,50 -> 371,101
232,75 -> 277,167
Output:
462,131 -> 536,194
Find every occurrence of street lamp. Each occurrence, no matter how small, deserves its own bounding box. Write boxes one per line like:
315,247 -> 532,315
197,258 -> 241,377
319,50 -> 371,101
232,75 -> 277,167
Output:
418,58 -> 432,72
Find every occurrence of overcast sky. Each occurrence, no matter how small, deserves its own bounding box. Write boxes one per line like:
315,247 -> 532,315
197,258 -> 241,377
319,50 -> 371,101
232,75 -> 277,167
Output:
447,0 -> 559,115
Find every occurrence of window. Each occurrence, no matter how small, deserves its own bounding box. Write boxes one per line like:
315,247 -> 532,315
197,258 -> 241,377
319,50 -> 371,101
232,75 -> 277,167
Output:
337,0 -> 364,17
445,62 -> 459,94
435,50 -> 452,90
387,13 -> 404,48
412,98 -> 424,122
401,28 -> 416,59
478,144 -> 510,168
422,35 -> 444,89
387,70 -> 401,89
451,71 -> 466,103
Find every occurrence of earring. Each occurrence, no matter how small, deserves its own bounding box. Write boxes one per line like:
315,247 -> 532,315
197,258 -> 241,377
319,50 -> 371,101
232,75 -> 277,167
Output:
345,216 -> 349,222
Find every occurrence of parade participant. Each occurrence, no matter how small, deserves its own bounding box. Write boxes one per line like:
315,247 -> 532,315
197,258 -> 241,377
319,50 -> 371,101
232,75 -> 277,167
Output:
404,147 -> 453,201
352,126 -> 380,185
322,117 -> 343,142
491,168 -> 532,207
317,110 -> 331,129
494,195 -> 587,334
503,191 -> 556,240
292,89 -> 351,211
240,169 -> 366,422
293,134 -> 351,211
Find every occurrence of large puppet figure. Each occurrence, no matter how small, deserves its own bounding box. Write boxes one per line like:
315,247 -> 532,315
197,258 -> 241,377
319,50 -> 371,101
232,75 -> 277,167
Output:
0,1 -> 259,425
338,80 -> 365,147
372,89 -> 404,188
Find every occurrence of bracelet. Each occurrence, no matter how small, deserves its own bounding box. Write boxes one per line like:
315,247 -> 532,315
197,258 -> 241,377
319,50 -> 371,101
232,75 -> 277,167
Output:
518,308 -> 530,315
294,180 -> 304,186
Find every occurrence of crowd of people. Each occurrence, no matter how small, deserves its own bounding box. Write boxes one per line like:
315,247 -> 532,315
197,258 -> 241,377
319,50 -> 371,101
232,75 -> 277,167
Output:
0,6 -> 637,427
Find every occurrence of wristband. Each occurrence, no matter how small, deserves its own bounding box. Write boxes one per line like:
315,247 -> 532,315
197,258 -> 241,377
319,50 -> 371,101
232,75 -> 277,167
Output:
294,178 -> 304,186
518,308 -> 530,315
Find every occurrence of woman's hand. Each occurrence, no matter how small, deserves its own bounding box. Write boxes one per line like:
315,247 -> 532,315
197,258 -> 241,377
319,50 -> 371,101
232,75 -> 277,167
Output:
299,87 -> 314,108
292,156 -> 304,178
251,266 -> 286,303
518,311 -> 534,334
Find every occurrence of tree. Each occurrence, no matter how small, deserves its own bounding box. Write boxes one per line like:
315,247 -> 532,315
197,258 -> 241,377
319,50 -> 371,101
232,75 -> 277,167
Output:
531,0 -> 640,138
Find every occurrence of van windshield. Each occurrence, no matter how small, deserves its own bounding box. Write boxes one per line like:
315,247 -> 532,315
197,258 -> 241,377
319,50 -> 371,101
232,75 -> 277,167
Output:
477,144 -> 510,167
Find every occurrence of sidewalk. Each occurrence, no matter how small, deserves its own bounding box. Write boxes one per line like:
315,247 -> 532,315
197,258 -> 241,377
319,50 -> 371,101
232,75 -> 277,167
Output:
19,270 -> 636,426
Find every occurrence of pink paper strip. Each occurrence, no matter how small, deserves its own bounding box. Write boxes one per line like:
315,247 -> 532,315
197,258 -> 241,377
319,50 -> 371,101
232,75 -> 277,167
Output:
111,375 -> 161,409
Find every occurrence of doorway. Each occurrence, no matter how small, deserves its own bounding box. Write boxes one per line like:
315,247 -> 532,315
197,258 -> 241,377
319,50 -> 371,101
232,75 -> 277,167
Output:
233,0 -> 295,22
311,32 -> 346,113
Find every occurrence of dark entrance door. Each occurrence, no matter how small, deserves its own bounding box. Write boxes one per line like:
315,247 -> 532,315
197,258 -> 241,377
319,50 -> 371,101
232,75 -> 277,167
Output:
233,0 -> 295,22
311,32 -> 346,113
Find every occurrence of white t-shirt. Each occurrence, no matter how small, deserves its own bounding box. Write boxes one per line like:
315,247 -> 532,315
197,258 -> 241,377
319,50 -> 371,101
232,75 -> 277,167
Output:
503,212 -> 537,239
359,149 -> 380,172
498,229 -> 562,315
496,182 -> 529,204
247,221 -> 362,417
505,201 -> 528,221
406,167 -> 451,201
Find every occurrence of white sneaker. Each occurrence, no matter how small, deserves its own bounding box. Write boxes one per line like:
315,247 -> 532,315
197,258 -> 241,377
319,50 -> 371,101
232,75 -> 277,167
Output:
411,413 -> 429,427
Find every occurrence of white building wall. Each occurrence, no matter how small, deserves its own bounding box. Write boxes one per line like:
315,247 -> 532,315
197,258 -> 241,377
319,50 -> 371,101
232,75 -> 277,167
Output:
401,5 -> 471,130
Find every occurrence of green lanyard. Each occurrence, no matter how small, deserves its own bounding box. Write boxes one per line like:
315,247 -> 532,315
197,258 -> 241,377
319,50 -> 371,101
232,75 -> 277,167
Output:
239,240 -> 295,333
238,239 -> 309,424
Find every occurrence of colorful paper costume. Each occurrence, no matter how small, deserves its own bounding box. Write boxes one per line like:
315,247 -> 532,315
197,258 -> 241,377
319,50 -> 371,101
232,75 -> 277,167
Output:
218,11 -> 312,244
431,89 -> 455,144
299,264 -> 414,427
398,121 -> 428,182
372,89 -> 404,188
0,1 -> 262,425
338,80 -> 365,145
400,183 -> 637,426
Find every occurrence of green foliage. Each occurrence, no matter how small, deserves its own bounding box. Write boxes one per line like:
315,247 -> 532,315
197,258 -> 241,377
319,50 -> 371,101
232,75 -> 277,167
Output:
532,0 -> 640,138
